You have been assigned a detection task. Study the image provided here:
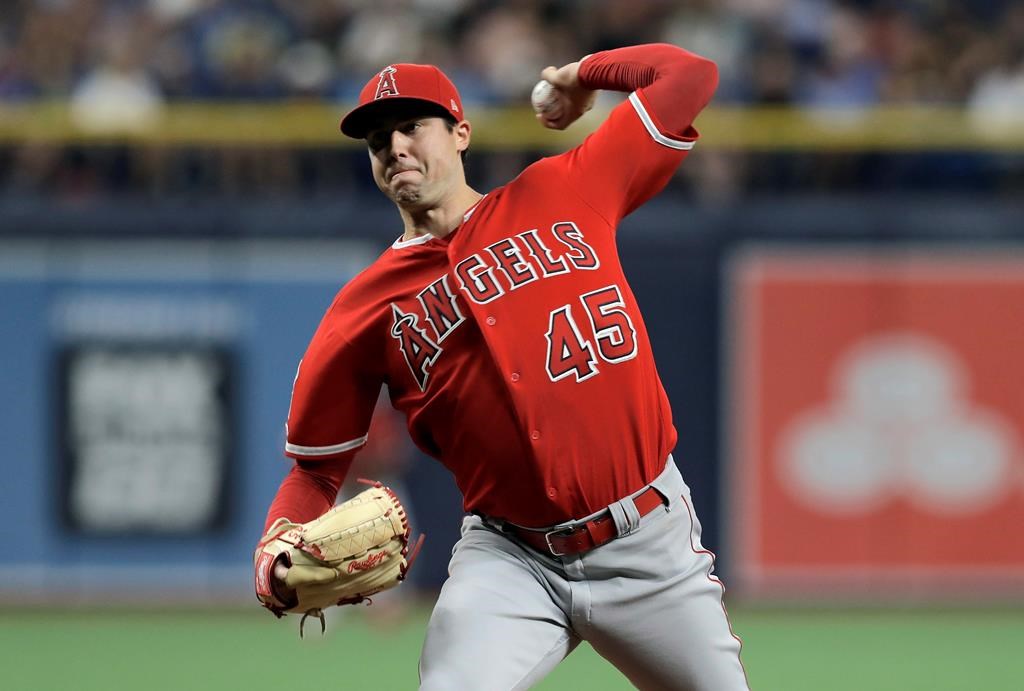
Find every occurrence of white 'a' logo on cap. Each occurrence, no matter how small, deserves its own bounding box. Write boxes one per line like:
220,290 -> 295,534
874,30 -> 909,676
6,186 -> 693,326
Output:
450,99 -> 459,112
375,66 -> 399,100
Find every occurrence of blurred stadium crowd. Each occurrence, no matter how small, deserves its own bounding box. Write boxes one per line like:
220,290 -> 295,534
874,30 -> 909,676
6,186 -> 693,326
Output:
0,0 -> 1022,202
2,0 -> 1023,108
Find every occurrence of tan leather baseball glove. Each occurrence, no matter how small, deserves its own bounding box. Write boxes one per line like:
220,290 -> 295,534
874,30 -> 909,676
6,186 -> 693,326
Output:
254,480 -> 424,635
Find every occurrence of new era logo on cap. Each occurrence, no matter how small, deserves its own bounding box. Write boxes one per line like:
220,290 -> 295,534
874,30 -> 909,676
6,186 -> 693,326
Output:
340,63 -> 465,139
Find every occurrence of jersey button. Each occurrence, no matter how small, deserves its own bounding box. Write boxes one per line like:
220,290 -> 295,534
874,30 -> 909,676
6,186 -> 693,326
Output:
531,430 -> 541,440
510,372 -> 520,382
485,316 -> 496,326
547,487 -> 557,499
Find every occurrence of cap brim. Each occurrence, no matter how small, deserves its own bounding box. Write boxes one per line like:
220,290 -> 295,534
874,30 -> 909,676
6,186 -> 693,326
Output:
340,98 -> 455,139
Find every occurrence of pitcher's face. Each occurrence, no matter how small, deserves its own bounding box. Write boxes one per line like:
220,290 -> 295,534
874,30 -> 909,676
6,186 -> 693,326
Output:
367,113 -> 470,210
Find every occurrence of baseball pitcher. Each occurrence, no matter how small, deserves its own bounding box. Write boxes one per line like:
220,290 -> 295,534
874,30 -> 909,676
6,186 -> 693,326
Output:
255,43 -> 748,690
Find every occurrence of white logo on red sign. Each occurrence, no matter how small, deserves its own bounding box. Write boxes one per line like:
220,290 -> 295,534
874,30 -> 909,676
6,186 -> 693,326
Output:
777,332 -> 1018,515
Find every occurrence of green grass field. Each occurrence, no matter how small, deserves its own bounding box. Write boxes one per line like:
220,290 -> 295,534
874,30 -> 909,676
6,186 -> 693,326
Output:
4,604 -> 1022,690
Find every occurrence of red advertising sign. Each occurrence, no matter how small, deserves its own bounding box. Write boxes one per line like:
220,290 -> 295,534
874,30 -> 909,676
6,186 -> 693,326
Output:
727,249 -> 1024,597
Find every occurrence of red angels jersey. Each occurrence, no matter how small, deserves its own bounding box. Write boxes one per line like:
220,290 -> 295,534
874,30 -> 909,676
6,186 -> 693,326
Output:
285,91 -> 697,527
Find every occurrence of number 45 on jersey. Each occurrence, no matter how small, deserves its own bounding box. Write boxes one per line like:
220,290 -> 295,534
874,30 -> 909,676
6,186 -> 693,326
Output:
545,284 -> 638,383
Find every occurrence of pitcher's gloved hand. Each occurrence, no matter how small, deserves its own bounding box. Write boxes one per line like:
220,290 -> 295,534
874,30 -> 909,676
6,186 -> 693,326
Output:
254,480 -> 424,636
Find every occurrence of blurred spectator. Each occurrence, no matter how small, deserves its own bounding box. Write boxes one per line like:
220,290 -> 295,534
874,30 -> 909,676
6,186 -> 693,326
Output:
0,32 -> 27,99
584,0 -> 668,51
797,5 -> 882,107
337,0 -> 428,74
970,59 -> 1024,121
462,5 -> 551,101
661,1 -> 751,102
70,6 -> 165,133
968,62 -> 1024,137
2,0 -> 100,98
147,0 -> 205,99
968,1 -> 1024,132
749,35 -> 798,104
874,5 -> 950,103
201,3 -> 291,98
276,40 -> 334,96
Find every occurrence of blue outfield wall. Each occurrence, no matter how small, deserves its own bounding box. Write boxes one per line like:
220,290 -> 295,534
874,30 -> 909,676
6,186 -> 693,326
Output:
0,239 -> 390,601
0,195 -> 1021,603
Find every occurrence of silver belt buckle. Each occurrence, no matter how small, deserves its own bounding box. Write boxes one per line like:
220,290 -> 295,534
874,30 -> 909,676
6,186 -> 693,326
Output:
543,527 -> 573,557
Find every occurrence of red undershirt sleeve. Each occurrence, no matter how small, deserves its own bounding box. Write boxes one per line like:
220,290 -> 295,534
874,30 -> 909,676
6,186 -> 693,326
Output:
561,43 -> 719,223
263,454 -> 355,532
578,43 -> 718,139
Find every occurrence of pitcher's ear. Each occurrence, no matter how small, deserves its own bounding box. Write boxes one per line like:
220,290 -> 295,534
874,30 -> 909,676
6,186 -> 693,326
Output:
455,119 -> 472,152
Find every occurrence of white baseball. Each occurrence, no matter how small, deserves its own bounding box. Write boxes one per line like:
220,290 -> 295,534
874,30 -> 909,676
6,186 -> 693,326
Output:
531,80 -> 562,119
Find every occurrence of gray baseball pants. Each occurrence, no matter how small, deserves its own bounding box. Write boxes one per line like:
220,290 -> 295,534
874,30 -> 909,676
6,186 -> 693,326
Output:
418,460 -> 749,690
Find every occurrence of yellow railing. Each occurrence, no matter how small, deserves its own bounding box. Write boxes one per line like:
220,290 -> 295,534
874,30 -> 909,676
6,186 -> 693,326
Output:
2,102 -> 1023,150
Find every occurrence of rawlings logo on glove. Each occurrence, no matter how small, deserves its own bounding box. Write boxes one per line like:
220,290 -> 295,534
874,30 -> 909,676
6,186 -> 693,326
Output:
348,551 -> 389,573
253,479 -> 424,636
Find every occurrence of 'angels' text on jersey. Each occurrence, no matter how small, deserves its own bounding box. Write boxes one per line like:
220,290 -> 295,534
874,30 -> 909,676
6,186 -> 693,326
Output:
390,220 -> 600,391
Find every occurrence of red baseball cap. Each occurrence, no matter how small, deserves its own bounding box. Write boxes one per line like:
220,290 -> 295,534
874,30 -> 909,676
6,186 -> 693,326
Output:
340,64 -> 464,139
